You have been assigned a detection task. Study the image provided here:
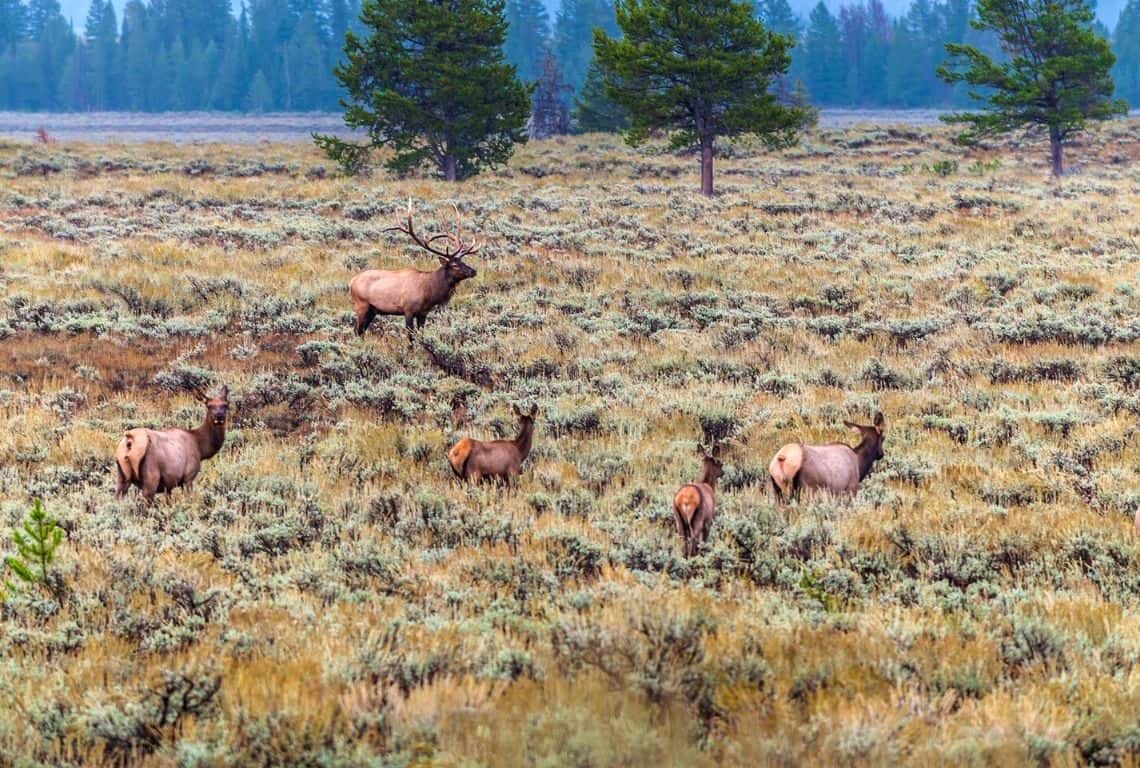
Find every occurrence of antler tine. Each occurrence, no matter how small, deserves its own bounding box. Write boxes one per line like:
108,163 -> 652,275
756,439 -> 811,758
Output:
383,200 -> 456,260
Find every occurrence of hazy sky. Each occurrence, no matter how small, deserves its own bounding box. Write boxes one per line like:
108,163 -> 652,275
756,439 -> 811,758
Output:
57,0 -> 1125,33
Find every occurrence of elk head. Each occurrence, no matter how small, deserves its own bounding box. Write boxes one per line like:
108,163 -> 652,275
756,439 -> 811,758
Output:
697,443 -> 724,485
194,385 -> 230,426
513,403 -> 539,428
843,411 -> 885,461
386,201 -> 479,283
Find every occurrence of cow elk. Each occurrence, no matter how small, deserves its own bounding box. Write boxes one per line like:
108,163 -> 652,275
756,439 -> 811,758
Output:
673,443 -> 724,558
768,412 -> 885,504
350,202 -> 480,343
448,404 -> 538,485
114,386 -> 230,503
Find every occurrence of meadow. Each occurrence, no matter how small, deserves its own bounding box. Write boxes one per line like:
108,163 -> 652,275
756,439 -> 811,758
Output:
1,120 -> 1140,766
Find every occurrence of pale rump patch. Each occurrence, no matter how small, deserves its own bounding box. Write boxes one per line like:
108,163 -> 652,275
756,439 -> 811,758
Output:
673,485 -> 701,526
115,428 -> 149,484
448,438 -> 474,478
768,443 -> 803,495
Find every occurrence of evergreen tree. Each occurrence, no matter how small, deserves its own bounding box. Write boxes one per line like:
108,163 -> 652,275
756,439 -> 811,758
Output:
553,0 -> 617,93
83,0 -> 118,109
1113,0 -> 1140,106
27,0 -> 62,38
595,0 -> 812,196
572,57 -> 628,131
0,0 -> 29,51
939,0 -> 1127,175
246,67 -> 271,110
755,0 -> 800,36
504,0 -> 549,83
802,1 -> 843,104
315,0 -> 532,180
531,48 -> 571,137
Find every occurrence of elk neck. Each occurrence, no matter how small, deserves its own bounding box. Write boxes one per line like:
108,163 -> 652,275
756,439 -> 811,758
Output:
191,415 -> 226,460
514,419 -> 535,460
699,468 -> 718,491
854,436 -> 880,480
430,264 -> 459,303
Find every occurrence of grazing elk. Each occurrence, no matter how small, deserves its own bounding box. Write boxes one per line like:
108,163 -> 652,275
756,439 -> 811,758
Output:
350,203 -> 480,342
114,386 -> 230,503
448,404 -> 538,485
768,412 -> 885,504
673,444 -> 724,558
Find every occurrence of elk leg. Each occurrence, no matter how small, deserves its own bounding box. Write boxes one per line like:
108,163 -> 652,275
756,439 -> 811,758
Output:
404,315 -> 416,348
415,314 -> 426,329
115,465 -> 128,499
354,306 -> 377,337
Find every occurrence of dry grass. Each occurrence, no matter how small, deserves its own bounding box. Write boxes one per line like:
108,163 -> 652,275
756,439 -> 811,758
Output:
2,121 -> 1140,766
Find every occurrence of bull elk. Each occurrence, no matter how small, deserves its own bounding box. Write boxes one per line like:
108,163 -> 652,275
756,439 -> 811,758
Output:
114,386 -> 230,502
673,444 -> 724,557
768,412 -> 885,503
447,404 -> 538,484
350,202 -> 480,342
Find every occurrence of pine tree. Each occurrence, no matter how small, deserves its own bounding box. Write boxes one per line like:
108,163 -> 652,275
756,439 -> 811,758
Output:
246,67 -> 272,111
83,0 -> 118,109
504,0 -> 549,84
802,2 -> 844,105
938,0 -> 1127,176
553,0 -> 617,93
0,0 -> 29,51
1113,0 -> 1140,106
595,0 -> 812,196
531,49 -> 571,137
572,58 -> 628,132
315,0 -> 532,180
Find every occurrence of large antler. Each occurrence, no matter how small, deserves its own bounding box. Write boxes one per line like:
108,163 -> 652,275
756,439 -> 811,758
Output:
385,200 -> 482,261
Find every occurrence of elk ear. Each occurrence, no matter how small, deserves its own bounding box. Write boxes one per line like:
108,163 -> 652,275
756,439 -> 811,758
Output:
513,404 -> 523,417
843,420 -> 859,431
873,412 -> 885,434
439,256 -> 450,266
529,404 -> 538,417
220,385 -> 229,401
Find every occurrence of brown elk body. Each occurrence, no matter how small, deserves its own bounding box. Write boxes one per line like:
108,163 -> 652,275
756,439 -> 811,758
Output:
448,405 -> 537,484
769,412 -> 885,503
350,204 -> 478,340
114,387 -> 230,502
673,446 -> 724,558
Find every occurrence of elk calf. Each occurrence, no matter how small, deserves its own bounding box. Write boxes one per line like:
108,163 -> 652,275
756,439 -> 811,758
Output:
115,387 -> 230,502
448,404 -> 537,485
673,444 -> 724,557
769,412 -> 885,503
350,203 -> 479,341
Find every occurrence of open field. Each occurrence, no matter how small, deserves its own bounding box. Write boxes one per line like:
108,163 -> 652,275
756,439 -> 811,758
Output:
0,109 -> 1057,144
2,122 -> 1140,766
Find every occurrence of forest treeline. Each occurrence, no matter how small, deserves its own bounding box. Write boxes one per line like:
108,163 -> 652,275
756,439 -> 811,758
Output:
0,0 -> 1136,114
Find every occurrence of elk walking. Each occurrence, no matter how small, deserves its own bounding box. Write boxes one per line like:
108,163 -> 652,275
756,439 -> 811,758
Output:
673,444 -> 724,557
350,202 -> 479,342
768,412 -> 885,504
448,404 -> 538,485
115,386 -> 230,502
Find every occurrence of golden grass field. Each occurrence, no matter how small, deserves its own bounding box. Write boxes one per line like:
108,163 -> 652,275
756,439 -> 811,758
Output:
1,121 -> 1140,766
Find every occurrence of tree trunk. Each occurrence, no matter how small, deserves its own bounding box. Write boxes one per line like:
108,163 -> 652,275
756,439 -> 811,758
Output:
700,137 -> 714,197
1049,127 -> 1063,178
444,154 -> 457,182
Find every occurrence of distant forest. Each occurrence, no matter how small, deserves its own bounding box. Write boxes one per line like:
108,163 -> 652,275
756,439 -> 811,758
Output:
0,0 -> 1136,114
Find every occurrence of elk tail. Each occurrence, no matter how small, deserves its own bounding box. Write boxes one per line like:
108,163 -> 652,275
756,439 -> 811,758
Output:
768,443 -> 803,497
447,438 -> 474,479
116,428 -> 149,485
674,485 -> 700,529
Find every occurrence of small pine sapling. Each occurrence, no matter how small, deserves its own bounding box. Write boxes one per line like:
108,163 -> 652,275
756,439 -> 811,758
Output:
4,499 -> 66,600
